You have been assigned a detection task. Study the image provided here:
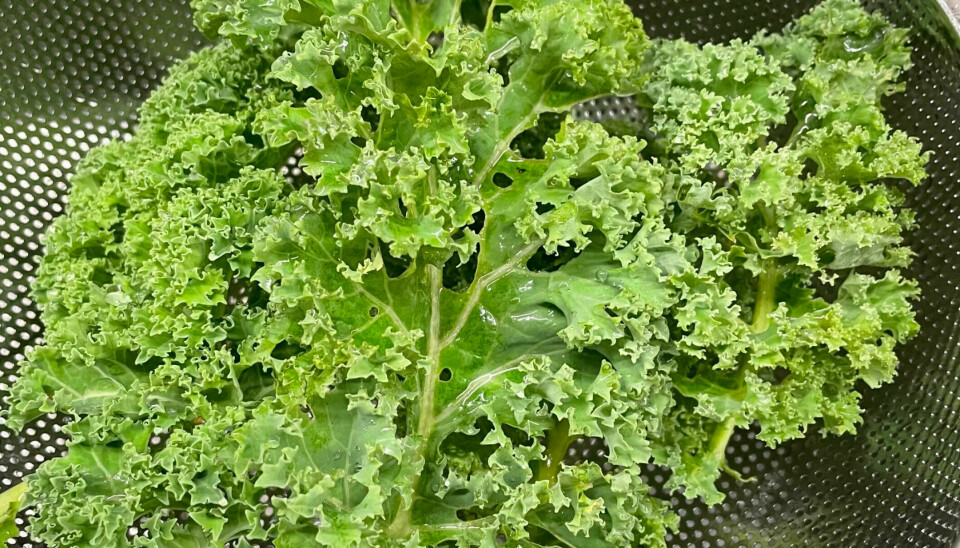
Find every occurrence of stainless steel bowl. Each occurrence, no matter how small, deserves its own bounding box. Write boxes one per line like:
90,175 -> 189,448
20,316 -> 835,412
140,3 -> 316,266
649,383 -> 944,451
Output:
2,1 -> 960,546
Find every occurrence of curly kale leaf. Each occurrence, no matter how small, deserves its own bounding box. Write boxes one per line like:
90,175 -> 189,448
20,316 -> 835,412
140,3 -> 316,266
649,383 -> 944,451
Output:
4,1 -> 679,547
637,0 -> 927,503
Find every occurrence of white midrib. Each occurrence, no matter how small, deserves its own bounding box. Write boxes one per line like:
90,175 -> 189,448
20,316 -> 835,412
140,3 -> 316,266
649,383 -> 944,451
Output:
394,236 -> 544,535
416,264 -> 444,439
472,102 -> 543,187
440,238 -> 545,348
433,343 -> 564,426
410,236 -> 547,469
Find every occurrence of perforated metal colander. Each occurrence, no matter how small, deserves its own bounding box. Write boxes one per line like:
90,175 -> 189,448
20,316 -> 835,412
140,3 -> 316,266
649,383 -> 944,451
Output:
2,1 -> 960,547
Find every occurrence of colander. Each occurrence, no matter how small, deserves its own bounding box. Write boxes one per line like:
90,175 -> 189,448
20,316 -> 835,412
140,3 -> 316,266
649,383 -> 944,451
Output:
2,1 -> 960,547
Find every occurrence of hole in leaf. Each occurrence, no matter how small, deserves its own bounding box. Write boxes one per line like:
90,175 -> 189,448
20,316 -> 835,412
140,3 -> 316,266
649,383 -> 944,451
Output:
361,105 -> 380,132
535,202 -> 555,215
443,250 -> 478,292
369,306 -> 379,317
817,248 -> 836,266
801,158 -> 819,179
490,4 -> 513,24
492,172 -> 513,188
270,340 -> 305,360
569,176 -> 592,189
239,363 -> 275,402
110,221 -> 125,244
332,59 -> 350,79
492,55 -> 511,86
427,31 -> 444,51
511,112 -> 566,159
300,404 -> 314,419
439,368 -> 452,382
380,240 -> 413,277
526,244 -> 579,273
394,402 -> 408,438
398,198 -> 409,217
442,211 -> 483,292
294,86 -> 324,104
460,0 -> 488,29
468,209 -> 485,233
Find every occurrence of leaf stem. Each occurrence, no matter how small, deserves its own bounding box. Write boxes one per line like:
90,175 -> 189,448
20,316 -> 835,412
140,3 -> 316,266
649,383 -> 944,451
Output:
440,238 -> 544,348
535,419 -> 573,483
0,481 -> 27,528
485,0 -> 499,31
709,205 -> 779,481
752,204 -> 779,334
472,105 -> 542,187
708,415 -> 757,483
0,482 -> 26,508
388,263 -> 443,539
708,416 -> 736,466
752,258 -> 778,334
417,263 -> 444,440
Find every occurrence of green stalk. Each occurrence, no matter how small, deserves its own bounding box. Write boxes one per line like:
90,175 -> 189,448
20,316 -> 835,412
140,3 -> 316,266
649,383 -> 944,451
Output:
0,481 -> 26,508
387,263 -> 443,538
708,205 -> 779,481
752,204 -> 780,335
485,0 -> 499,31
0,481 -> 27,537
536,419 -> 573,483
752,259 -> 778,334
707,416 -> 736,466
417,263 -> 444,439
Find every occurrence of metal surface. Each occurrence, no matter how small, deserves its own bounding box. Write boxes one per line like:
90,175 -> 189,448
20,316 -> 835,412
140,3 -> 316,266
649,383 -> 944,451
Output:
944,0 -> 960,29
1,1 -> 960,547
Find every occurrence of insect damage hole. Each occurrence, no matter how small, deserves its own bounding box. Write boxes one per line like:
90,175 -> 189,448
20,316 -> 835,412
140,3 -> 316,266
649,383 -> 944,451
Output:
428,31 -> 444,51
442,210 -> 484,292
332,58 -> 350,79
